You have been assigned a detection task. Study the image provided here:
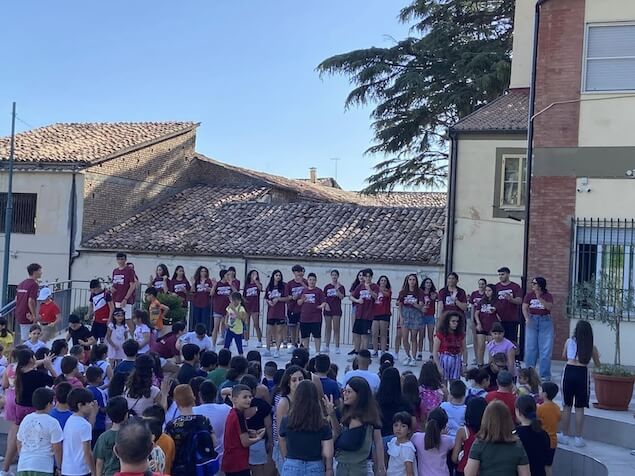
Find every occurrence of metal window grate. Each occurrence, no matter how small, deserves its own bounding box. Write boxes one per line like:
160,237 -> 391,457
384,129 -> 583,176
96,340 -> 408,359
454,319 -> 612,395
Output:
0,193 -> 37,234
569,218 -> 635,322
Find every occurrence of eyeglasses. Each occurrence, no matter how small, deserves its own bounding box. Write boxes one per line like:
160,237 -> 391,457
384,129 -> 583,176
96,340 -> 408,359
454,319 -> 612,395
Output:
531,281 -> 538,284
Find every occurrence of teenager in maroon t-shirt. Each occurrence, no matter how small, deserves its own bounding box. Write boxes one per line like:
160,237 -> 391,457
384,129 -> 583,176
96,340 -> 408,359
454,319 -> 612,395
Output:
468,278 -> 487,364
265,270 -> 287,358
350,269 -> 379,355
191,266 -> 213,331
211,269 -> 240,348
419,277 -> 438,358
147,264 -> 170,294
521,276 -> 554,381
111,253 -> 137,328
323,270 -> 345,354
495,267 -> 523,345
169,265 -> 191,309
474,284 -> 502,365
284,265 -> 308,351
298,273 -> 328,355
243,270 -> 263,349
372,275 -> 392,358
436,272 -> 468,320
15,263 -> 42,341
398,273 -> 424,366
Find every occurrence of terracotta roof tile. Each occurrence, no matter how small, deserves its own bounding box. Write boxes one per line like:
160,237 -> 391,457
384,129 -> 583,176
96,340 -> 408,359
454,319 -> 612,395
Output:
82,184 -> 445,264
0,122 -> 197,164
365,192 -> 447,208
451,89 -> 529,133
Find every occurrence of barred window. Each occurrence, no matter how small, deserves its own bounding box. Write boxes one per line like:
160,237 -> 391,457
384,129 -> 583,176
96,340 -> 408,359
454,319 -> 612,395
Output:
0,193 -> 37,234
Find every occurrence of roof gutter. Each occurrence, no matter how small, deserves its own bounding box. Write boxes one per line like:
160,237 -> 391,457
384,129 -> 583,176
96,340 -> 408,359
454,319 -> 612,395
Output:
522,0 -> 551,291
444,131 -> 459,277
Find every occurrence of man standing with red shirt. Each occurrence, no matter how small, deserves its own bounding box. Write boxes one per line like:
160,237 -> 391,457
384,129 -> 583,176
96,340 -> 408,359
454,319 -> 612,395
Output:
15,263 -> 42,341
350,268 -> 379,357
111,253 -> 137,332
298,273 -> 328,355
495,267 -> 523,347
37,287 -> 60,343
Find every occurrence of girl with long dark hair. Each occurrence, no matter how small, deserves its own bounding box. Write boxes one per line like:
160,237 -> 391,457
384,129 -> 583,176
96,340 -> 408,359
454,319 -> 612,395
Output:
452,397 -> 487,476
243,269 -> 263,348
401,373 -> 423,430
376,367 -> 414,439
372,275 -> 392,358
437,272 -> 468,319
191,266 -> 213,331
123,354 -> 166,416
265,270 -> 287,358
325,376 -> 385,475
515,395 -> 551,476
558,320 -> 600,448
14,349 -> 56,424
148,264 -> 170,293
417,361 -> 446,425
522,276 -> 555,381
412,407 -> 454,476
433,311 -> 467,382
468,278 -> 487,364
398,274 -> 424,366
279,380 -> 334,475
169,265 -> 191,309
419,277 -> 438,359
473,284 -> 500,365
324,269 -> 345,354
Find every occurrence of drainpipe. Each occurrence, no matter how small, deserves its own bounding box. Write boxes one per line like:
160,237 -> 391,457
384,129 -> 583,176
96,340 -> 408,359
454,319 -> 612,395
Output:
67,170 -> 78,281
444,131 -> 459,277
522,0 -> 551,291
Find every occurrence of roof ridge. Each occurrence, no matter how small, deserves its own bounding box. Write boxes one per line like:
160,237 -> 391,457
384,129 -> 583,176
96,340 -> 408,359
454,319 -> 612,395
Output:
451,90 -> 514,128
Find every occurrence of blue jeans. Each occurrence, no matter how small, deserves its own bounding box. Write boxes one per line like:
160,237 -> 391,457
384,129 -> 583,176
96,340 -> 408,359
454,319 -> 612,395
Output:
281,459 -> 325,476
524,314 -> 554,380
224,329 -> 243,354
191,306 -> 210,331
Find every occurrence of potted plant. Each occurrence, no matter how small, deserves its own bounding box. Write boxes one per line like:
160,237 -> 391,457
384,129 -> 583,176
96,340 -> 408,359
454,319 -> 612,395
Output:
570,274 -> 635,411
142,292 -> 187,326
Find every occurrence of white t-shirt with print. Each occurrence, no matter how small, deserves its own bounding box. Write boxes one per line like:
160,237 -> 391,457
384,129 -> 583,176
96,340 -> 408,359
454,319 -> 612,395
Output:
61,414 -> 92,476
134,323 -> 151,353
17,412 -> 63,473
178,332 -> 213,352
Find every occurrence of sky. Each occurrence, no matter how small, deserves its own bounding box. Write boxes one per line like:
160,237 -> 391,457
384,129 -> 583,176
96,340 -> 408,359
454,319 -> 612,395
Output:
0,1 -> 412,191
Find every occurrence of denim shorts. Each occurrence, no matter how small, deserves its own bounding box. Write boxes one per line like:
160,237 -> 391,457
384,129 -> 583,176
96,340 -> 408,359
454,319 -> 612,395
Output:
282,458 -> 325,475
249,438 -> 268,465
401,306 -> 424,330
422,314 -> 436,326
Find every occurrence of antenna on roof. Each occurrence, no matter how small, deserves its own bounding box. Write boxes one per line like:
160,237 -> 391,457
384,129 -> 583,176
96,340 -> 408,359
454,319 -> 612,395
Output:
329,157 -> 340,182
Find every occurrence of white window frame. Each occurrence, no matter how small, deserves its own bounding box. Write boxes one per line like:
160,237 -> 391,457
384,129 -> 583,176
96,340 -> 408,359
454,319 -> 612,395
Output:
582,21 -> 635,94
499,154 -> 526,210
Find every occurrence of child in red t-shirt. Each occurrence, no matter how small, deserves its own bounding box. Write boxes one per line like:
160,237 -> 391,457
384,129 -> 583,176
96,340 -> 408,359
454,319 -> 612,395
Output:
485,370 -> 518,424
222,384 -> 266,476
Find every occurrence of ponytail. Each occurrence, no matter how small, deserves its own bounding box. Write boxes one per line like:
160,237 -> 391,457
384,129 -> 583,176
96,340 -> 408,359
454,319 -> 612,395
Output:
14,349 -> 35,403
516,395 -> 543,433
424,407 -> 448,450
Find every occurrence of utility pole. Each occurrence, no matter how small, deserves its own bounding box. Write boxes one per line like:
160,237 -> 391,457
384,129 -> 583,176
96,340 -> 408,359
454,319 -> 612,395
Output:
329,157 -> 340,182
2,102 -> 16,306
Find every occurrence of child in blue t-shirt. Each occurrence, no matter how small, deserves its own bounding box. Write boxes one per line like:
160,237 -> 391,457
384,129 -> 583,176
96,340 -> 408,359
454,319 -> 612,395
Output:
86,366 -> 108,446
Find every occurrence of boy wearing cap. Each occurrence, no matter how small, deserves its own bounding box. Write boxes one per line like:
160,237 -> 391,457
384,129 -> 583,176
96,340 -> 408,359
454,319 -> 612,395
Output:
485,370 -> 518,423
37,287 -> 61,343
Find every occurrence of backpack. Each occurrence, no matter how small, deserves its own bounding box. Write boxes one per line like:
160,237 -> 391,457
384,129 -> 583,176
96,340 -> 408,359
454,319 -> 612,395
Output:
179,429 -> 219,476
418,386 -> 443,422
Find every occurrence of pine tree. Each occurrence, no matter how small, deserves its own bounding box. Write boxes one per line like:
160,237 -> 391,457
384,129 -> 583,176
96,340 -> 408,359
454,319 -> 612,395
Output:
317,0 -> 514,193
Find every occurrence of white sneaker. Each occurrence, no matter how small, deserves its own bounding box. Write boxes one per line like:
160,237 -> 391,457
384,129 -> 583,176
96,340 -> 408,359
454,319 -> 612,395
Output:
273,349 -> 280,358
320,344 -> 328,352
574,437 -> 586,447
557,433 -> 569,445
324,345 -> 330,353
402,356 -> 412,366
335,347 -> 341,354
216,337 -> 225,345
288,345 -> 296,354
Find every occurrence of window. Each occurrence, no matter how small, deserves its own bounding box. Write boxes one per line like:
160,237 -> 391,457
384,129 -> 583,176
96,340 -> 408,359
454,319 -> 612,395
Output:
0,193 -> 37,234
570,219 -> 635,321
500,155 -> 526,208
584,23 -> 635,92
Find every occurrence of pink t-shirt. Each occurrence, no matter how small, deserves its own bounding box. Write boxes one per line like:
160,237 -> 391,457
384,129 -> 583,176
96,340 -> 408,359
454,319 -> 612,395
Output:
411,432 -> 455,476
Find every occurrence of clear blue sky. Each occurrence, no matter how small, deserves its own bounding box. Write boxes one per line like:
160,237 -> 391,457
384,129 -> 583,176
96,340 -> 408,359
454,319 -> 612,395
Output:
0,0 -> 412,191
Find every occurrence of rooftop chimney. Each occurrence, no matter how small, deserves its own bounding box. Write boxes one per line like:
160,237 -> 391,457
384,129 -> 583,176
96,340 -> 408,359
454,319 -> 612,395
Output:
309,167 -> 317,183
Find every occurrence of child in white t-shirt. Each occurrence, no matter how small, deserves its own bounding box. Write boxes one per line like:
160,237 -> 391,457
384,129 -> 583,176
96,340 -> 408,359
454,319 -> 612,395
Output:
440,380 -> 467,437
62,388 -> 99,476
387,412 -> 417,476
17,387 -> 63,476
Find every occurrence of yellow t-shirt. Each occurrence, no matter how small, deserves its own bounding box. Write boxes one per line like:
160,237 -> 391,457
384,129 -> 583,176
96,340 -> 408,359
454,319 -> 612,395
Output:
537,400 -> 561,448
0,333 -> 14,358
226,304 -> 247,335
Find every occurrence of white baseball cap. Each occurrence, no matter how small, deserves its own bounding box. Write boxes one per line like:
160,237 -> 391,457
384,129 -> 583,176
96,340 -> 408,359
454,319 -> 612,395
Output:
37,287 -> 52,301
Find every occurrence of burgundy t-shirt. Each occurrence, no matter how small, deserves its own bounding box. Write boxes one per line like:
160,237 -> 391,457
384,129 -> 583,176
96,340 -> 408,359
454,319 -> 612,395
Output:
438,287 -> 468,314
222,408 -> 249,473
374,289 -> 392,317
352,283 -> 380,320
111,267 -> 136,303
150,331 -> 180,358
152,275 -> 169,293
495,281 -> 523,322
285,279 -> 307,314
323,283 -> 345,317
398,288 -> 422,308
243,282 -> 261,313
470,290 -> 485,307
523,292 -> 553,316
213,279 -> 239,315
477,301 -> 500,332
421,291 -> 436,316
266,286 -> 287,321
15,278 -> 38,324
300,287 -> 325,323
192,278 -> 213,308
169,277 -> 191,307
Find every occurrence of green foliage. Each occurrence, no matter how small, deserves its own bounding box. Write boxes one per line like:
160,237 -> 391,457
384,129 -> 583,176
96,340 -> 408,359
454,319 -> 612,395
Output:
317,0 -> 514,192
72,306 -> 90,324
570,273 -> 635,366
142,293 -> 187,325
593,364 -> 635,377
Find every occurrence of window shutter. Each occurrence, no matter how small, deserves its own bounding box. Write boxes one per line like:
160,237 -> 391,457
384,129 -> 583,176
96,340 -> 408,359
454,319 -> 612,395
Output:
585,25 -> 635,92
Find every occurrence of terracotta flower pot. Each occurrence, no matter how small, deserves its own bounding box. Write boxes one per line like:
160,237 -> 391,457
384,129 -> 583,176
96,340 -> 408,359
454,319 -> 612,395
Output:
592,373 -> 635,411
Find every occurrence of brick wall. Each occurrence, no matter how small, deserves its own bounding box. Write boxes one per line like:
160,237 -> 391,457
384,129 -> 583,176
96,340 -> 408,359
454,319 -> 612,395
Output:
529,0 -> 585,358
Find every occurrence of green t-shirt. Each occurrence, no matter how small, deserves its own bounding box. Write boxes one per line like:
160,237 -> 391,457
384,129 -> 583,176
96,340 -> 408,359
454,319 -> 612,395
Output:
94,429 -> 120,476
468,439 -> 529,476
208,368 -> 228,387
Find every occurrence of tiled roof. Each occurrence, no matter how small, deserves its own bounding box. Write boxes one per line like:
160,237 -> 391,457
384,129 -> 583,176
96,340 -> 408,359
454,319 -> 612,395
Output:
366,192 -> 447,208
0,122 -> 197,164
83,184 -> 445,264
297,177 -> 342,188
451,89 -> 529,133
